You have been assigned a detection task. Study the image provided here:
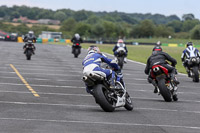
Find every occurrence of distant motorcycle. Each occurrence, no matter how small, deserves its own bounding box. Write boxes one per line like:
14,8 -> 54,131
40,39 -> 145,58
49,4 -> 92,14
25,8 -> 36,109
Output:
116,47 -> 126,69
150,64 -> 178,102
24,40 -> 35,60
82,67 -> 133,112
187,57 -> 200,82
72,43 -> 81,58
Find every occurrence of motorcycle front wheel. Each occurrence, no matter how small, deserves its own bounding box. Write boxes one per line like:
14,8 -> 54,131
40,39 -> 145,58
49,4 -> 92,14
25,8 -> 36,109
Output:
124,92 -> 133,111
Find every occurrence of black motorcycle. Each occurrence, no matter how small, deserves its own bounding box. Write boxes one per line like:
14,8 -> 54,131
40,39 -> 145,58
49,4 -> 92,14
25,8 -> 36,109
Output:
82,68 -> 133,112
24,41 -> 35,60
116,47 -> 126,69
72,43 -> 81,58
187,57 -> 200,82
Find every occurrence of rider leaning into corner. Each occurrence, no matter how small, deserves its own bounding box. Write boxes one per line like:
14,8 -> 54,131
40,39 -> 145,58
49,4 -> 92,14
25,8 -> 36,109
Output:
23,31 -> 36,54
113,39 -> 128,63
181,42 -> 200,77
71,33 -> 83,53
82,45 -> 122,94
144,45 -> 179,93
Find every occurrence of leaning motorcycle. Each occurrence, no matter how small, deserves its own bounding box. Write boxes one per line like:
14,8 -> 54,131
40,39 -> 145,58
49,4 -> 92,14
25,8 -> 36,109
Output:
24,42 -> 35,60
72,43 -> 81,58
150,65 -> 178,102
187,57 -> 200,82
116,47 -> 126,69
82,69 -> 133,112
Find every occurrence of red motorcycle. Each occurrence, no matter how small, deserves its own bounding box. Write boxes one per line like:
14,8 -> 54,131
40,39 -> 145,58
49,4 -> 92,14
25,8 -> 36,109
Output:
150,64 -> 178,102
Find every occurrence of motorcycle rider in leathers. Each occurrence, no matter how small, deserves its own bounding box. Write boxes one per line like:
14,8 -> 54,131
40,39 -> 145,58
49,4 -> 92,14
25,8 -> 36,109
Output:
71,33 -> 83,54
145,46 -> 179,93
82,45 -> 122,94
23,31 -> 36,54
113,39 -> 128,63
181,42 -> 200,77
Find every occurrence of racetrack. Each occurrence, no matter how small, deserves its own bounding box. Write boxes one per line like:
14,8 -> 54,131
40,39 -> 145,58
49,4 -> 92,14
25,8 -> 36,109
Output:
0,41 -> 200,133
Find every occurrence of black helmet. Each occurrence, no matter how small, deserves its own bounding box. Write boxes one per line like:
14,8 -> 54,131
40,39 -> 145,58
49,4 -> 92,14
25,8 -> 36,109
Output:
187,42 -> 193,47
153,46 -> 162,51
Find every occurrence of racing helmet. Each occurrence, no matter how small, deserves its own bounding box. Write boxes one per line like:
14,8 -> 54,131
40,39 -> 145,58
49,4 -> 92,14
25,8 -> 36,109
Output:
28,31 -> 34,35
75,33 -> 80,39
153,46 -> 162,51
87,45 -> 100,54
117,39 -> 124,44
186,42 -> 193,47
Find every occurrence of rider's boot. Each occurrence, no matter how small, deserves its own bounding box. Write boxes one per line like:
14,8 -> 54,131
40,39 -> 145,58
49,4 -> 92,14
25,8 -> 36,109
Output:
124,57 -> 127,63
186,67 -> 191,77
109,72 -> 116,90
170,72 -> 180,85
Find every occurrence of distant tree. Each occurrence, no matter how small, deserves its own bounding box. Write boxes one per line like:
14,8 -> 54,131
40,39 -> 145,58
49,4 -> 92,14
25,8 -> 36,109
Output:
54,11 -> 66,21
60,18 -> 77,32
190,24 -> 200,39
91,23 -> 105,38
121,14 -> 138,24
11,11 -> 20,19
154,25 -> 174,37
74,10 -> 88,21
86,15 -> 100,24
0,9 -> 5,17
74,22 -> 91,37
129,25 -> 140,38
182,14 -> 195,21
102,21 -> 117,38
182,19 -> 200,32
138,20 -> 155,38
167,20 -> 182,32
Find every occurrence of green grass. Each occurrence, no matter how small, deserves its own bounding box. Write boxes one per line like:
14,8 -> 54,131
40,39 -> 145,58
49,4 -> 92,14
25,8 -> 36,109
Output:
49,42 -> 187,74
128,38 -> 200,45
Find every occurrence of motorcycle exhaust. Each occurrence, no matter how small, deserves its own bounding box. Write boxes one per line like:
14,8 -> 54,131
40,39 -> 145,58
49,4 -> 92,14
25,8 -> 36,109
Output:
82,76 -> 88,81
89,73 -> 104,81
153,67 -> 160,72
82,76 -> 94,86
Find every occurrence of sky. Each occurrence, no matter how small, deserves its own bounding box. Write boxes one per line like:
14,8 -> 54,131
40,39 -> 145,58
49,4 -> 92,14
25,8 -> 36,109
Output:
1,0 -> 200,19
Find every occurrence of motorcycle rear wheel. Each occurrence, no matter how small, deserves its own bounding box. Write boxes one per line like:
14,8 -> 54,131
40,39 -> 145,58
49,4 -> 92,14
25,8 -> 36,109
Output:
93,84 -> 115,112
26,50 -> 32,60
157,79 -> 172,102
192,66 -> 199,82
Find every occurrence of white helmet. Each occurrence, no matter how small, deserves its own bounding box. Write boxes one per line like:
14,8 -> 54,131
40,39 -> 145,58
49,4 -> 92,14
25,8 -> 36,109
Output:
87,45 -> 100,54
75,33 -> 80,39
28,31 -> 34,34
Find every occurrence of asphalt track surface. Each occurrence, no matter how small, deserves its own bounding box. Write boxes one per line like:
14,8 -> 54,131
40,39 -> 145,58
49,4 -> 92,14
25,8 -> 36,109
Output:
0,41 -> 200,133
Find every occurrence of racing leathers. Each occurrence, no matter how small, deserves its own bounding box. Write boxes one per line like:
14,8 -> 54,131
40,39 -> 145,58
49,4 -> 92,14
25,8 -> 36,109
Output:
113,43 -> 128,62
145,51 -> 179,86
71,37 -> 83,53
23,34 -> 36,54
82,52 -> 120,94
181,45 -> 200,76
23,34 -> 37,43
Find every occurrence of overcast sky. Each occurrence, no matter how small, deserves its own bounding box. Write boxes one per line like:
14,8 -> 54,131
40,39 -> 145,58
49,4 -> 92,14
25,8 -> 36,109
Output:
1,0 -> 200,19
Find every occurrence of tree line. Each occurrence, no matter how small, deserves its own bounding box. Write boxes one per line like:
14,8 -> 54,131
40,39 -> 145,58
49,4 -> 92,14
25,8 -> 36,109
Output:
0,5 -> 200,40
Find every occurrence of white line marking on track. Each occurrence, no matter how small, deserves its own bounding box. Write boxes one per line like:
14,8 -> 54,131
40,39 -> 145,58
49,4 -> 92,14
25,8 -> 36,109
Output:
0,76 -> 83,82
0,100 -> 200,115
0,82 -> 85,88
0,117 -> 199,130
0,71 -> 81,76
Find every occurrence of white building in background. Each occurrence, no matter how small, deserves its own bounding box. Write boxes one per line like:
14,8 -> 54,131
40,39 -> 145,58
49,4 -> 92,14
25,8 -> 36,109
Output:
39,31 -> 62,39
38,19 -> 60,25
